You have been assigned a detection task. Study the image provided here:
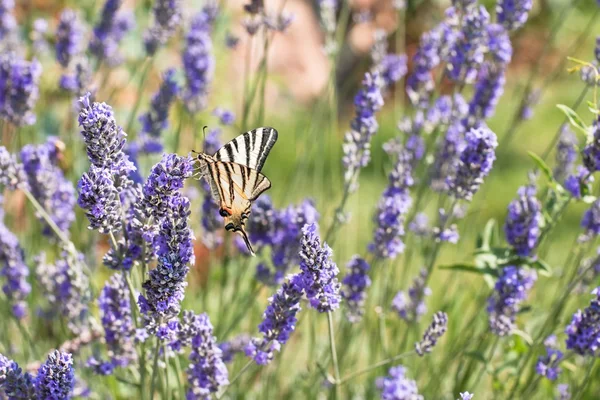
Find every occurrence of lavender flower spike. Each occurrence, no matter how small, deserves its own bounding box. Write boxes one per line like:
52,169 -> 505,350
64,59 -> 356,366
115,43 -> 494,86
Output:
34,350 -> 75,399
0,146 -> 27,190
77,165 -> 123,234
3,361 -> 36,399
341,256 -> 371,323
581,199 -> 600,239
56,9 -> 85,68
144,0 -> 182,55
298,223 -> 341,313
392,268 -> 431,322
582,117 -> 600,173
565,287 -> 600,356
497,0 -> 533,32
535,346 -> 563,381
504,185 -> 542,257
186,313 -> 229,399
245,274 -> 303,365
376,365 -> 423,400
554,125 -> 578,182
89,0 -> 134,66
447,125 -> 498,201
415,311 -> 448,356
0,213 -> 31,319
0,56 -> 42,126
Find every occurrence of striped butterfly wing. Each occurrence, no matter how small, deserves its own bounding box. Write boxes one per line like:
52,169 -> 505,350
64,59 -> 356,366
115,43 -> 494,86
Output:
214,127 -> 278,172
208,161 -> 272,207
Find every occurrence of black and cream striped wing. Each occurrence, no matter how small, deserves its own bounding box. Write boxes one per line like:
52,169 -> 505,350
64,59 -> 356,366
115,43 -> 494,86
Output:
214,127 -> 278,172
207,161 -> 272,207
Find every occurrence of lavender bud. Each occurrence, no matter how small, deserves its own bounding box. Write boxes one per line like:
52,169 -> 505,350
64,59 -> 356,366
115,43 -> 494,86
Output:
565,287 -> 600,356
376,365 -> 423,400
0,213 -> 31,319
0,146 -> 27,190
144,0 -> 182,55
77,166 -> 123,234
340,256 -> 371,323
535,346 -> 563,381
415,311 -> 448,356
0,56 -> 42,126
392,268 -> 431,322
34,350 -> 75,399
56,9 -> 85,68
504,185 -> 542,257
581,199 -> 600,239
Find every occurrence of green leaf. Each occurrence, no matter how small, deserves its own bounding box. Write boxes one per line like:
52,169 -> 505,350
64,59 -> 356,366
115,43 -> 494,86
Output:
527,151 -> 554,183
512,329 -> 533,345
556,104 -> 591,140
480,219 -> 497,250
439,264 -> 499,277
588,101 -> 599,115
464,351 -> 487,364
530,259 -> 552,276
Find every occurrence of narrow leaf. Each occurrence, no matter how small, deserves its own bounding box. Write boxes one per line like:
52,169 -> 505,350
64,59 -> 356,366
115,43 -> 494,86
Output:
556,104 -> 591,139
439,264 -> 498,277
527,151 -> 554,182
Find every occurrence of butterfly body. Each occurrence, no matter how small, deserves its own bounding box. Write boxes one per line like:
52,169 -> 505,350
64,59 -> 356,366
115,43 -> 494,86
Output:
195,127 -> 278,255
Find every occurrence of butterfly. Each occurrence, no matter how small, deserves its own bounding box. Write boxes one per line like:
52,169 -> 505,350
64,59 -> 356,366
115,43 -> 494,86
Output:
194,127 -> 278,255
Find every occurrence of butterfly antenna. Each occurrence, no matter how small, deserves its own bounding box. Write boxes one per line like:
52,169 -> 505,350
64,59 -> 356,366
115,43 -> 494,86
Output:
239,229 -> 255,257
202,125 -> 208,152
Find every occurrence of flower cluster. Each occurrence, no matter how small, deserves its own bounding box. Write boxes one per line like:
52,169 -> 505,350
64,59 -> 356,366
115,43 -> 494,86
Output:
467,63 -> 506,122
34,350 -> 76,399
144,0 -> 182,55
581,199 -> 600,239
298,223 -> 341,312
447,125 -> 498,201
219,334 -> 251,363
565,287 -> 600,356
0,56 -> 42,126
182,5 -> 217,113
185,313 -> 229,399
565,166 -> 593,199
89,0 -> 134,66
392,268 -> 431,323
56,9 -> 85,68
583,117 -> 600,173
0,146 -> 27,190
376,365 -> 423,400
504,185 -> 542,257
370,148 -> 413,259
340,256 -> 371,323
0,0 -> 16,51
487,266 -> 537,336
77,166 -> 122,234
535,337 -> 563,381
36,250 -> 91,334
415,311 -> 448,356
497,0 -> 533,31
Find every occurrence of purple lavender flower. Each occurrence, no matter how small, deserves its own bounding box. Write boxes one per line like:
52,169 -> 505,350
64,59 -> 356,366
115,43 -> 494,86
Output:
20,139 -> 76,236
370,148 -> 413,259
138,68 -> 179,154
246,274 -> 303,364
0,0 -> 16,50
554,125 -> 578,182
486,24 -> 512,65
581,199 -> 600,238
0,56 -> 42,126
77,166 -> 123,234
0,352 -> 10,385
497,0 -> 532,31
34,350 -> 75,399
139,194 -> 194,333
340,256 -> 371,323
56,9 -> 85,68
342,72 -> 384,192
467,63 -> 506,122
487,266 -> 537,336
392,268 -> 431,322
409,213 -> 430,237
78,93 -> 134,175
182,7 -> 216,113
212,107 -> 236,126
0,214 -> 31,319
379,54 -> 407,88
504,185 -> 542,257
36,250 -> 91,334
459,393 -> 473,400
519,88 -> 541,121
583,118 -> 600,173
431,124 -> 466,193
535,347 -> 563,381
376,365 -> 423,400
433,208 -> 460,244
415,311 -> 448,355
580,63 -> 599,87
447,125 -> 498,201
557,384 -> 570,400
225,32 -> 239,49
297,223 -> 341,312
98,274 -> 136,370
60,60 -> 91,96
144,0 -> 182,55
219,334 -> 251,363
565,287 -> 600,356
4,361 -> 35,399
565,166 -> 593,199
89,0 -> 134,66
186,313 -> 229,398
446,6 -> 490,84
0,146 -> 27,190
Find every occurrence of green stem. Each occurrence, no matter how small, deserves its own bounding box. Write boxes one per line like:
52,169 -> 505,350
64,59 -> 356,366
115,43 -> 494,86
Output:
573,359 -> 597,400
22,189 -> 71,248
125,57 -> 154,136
337,351 -> 415,386
216,359 -> 254,399
327,311 -> 341,391
149,337 -> 162,400
172,355 -> 184,398
163,345 -> 170,399
15,317 -> 40,359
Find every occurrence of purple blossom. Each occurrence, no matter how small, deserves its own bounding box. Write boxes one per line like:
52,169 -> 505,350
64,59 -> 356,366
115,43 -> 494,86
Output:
139,194 -> 194,333
0,56 -> 42,126
0,212 -> 30,319
144,0 -> 182,55
182,7 -> 216,113
35,350 -> 75,399
580,63 -> 599,87
36,250 -> 91,334
60,61 -> 91,96
447,125 -> 498,201
392,268 -> 431,322
137,68 -> 179,154
497,0 -> 532,31
0,146 -> 27,190
565,287 -> 600,356
433,208 -> 460,244
246,274 -> 303,365
212,107 -> 236,126
519,88 -> 541,121
565,166 -> 593,199
415,311 -> 448,356
370,148 -> 413,259
342,72 -> 384,192
297,223 -> 341,312
583,118 -> 600,173
487,266 -> 537,336
98,274 -> 136,371
0,0 -> 16,49
581,199 -> 600,238
219,334 -> 251,363
77,166 -> 123,234
185,313 -> 229,399
89,0 -> 134,66
3,360 -> 35,399
554,125 -> 578,182
486,24 -> 512,65
340,256 -> 371,323
504,185 -> 542,257
379,54 -> 407,87
431,124 -> 465,193
459,393 -> 473,400
56,9 -> 85,68
467,63 -> 506,122
20,139 -> 76,236
535,347 -> 563,381
557,384 -> 570,400
376,365 -> 423,400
